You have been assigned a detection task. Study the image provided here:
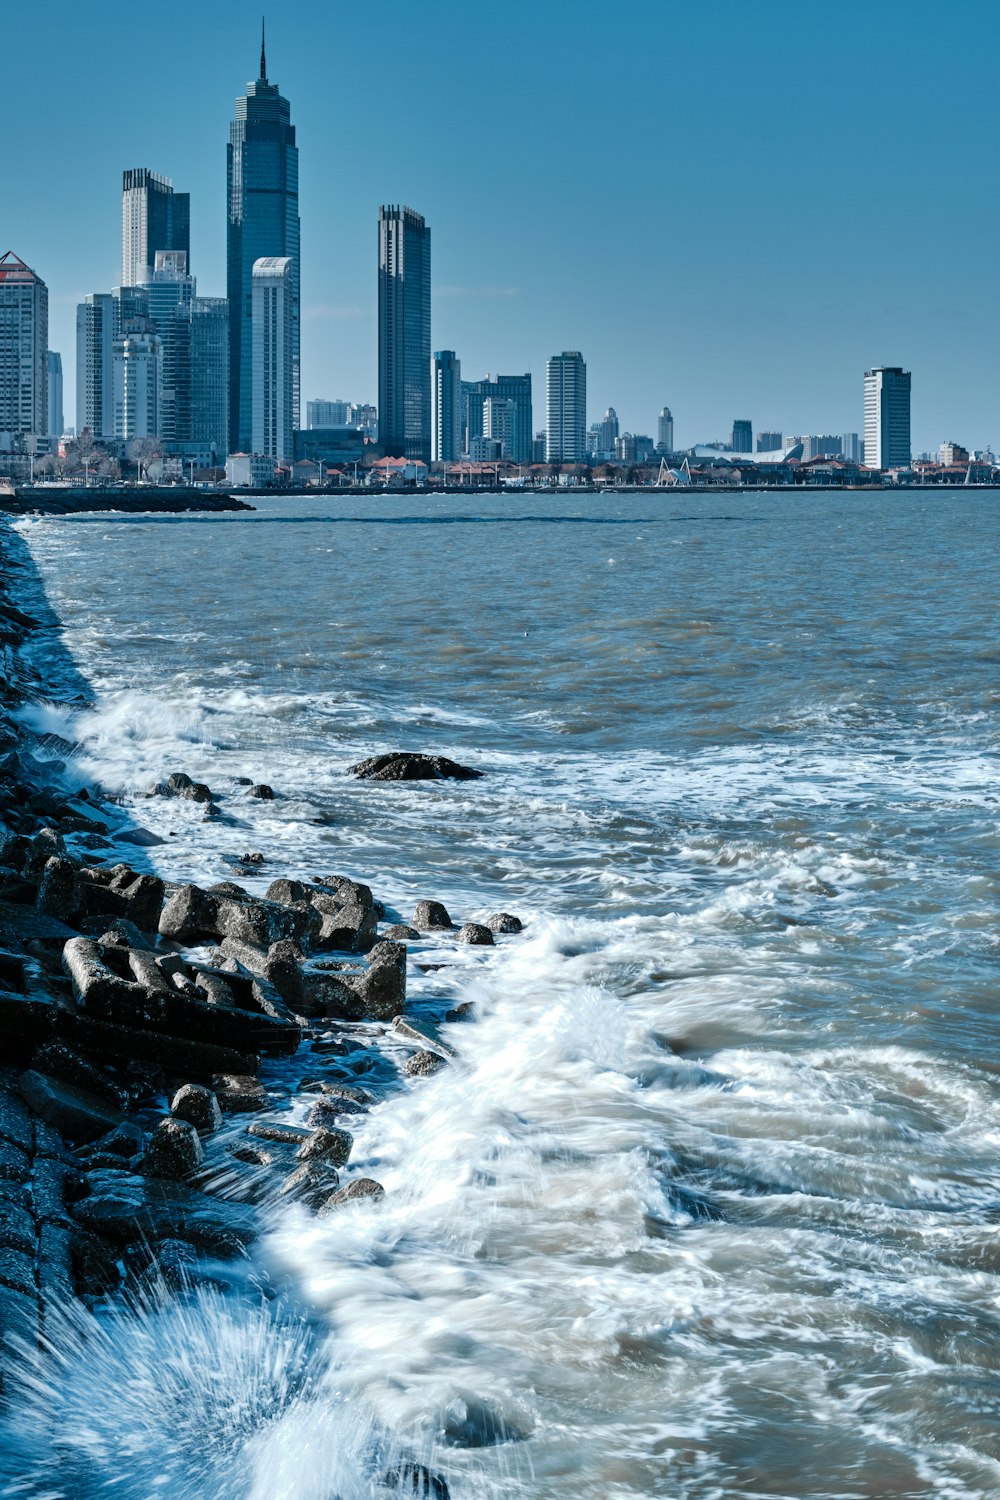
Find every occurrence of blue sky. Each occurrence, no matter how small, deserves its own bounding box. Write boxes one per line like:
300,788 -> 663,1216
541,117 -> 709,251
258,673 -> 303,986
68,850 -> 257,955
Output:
5,0 -> 997,450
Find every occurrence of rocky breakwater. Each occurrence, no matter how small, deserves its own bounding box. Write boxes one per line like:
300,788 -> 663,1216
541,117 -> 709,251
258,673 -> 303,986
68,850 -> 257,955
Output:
0,524 -> 524,1454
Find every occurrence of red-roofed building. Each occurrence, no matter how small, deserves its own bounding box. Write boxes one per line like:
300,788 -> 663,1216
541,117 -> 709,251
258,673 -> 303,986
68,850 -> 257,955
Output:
0,252 -> 49,442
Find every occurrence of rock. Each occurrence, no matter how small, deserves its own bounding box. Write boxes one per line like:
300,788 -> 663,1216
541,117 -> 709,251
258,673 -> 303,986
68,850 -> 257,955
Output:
144,1236 -> 199,1290
343,938 -> 406,1021
142,1117 -> 204,1180
36,855 -> 84,923
314,875 -> 376,912
299,1079 -> 372,1104
170,1084 -> 222,1135
348,753 -> 482,782
158,883 -> 295,949
117,826 -> 166,847
456,923 -> 494,946
313,902 -> 378,954
391,1016 -> 455,1057
87,1122 -> 145,1158
211,1074 -> 267,1112
150,772 -> 214,804
24,827 -> 66,876
0,1286 -> 38,1374
445,1001 -> 476,1023
319,1177 -> 385,1213
72,1169 -> 257,1250
31,1044 -> 128,1111
18,1069 -> 123,1143
381,1462 -> 449,1498
247,784 -> 274,800
0,1088 -> 33,1153
0,1194 -> 34,1257
304,1096 -> 366,1127
486,912 -> 523,934
265,878 -> 309,906
0,1136 -> 29,1186
0,988 -> 58,1045
297,1126 -> 352,1167
412,900 -> 453,930
278,1161 -> 340,1208
247,1121 -> 310,1145
403,1050 -> 444,1078
301,970 -> 363,1020
383,924 -> 421,940
95,917 -> 152,950
65,1013 -> 258,1081
71,1228 -> 122,1296
262,938 -> 308,1011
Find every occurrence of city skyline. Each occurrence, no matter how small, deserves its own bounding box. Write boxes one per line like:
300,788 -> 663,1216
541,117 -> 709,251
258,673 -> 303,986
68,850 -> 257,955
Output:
2,0 -> 998,450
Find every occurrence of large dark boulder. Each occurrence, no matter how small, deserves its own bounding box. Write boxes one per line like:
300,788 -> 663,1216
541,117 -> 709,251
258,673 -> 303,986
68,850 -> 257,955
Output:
348,753 -> 482,782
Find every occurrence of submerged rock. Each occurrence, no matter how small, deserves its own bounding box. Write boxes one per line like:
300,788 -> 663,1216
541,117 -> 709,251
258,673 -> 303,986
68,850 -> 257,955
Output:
348,753 -> 482,782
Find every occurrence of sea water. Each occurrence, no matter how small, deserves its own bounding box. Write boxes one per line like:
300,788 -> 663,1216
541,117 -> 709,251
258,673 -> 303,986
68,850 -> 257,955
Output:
4,489 -> 1000,1498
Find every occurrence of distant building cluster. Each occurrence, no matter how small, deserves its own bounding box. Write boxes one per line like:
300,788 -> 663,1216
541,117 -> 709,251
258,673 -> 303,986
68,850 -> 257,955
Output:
0,33 -> 992,489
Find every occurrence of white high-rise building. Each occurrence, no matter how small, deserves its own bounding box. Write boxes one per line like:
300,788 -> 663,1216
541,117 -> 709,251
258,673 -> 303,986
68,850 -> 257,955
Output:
657,406 -> 673,452
121,169 -> 190,288
113,328 -> 160,440
0,251 -> 48,438
546,351 -> 587,463
251,256 -> 294,463
863,367 -> 911,470
432,350 -> 461,462
47,352 -> 63,440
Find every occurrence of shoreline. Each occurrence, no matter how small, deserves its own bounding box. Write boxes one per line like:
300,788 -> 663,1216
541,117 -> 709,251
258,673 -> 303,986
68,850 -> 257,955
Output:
1,487 -> 254,516
0,517 -> 516,1492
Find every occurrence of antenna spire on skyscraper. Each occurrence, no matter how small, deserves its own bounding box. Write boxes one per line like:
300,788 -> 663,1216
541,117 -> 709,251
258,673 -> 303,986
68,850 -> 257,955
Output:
260,16 -> 267,80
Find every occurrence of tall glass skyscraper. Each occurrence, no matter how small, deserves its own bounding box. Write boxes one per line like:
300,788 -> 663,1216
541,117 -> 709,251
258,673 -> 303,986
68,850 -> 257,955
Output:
378,205 -> 431,462
227,31 -> 299,453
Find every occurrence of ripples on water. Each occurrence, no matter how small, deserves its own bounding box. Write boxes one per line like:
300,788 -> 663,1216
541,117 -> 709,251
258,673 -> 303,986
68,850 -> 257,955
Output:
4,491 -> 1000,1498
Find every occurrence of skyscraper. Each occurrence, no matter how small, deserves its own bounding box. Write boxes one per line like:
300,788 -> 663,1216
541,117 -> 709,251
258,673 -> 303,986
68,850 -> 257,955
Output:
432,350 -> 461,462
121,170 -> 190,288
47,352 -> 63,439
378,205 -> 431,461
863,367 -> 911,469
252,256 -> 294,464
546,352 -> 587,463
0,252 -> 48,437
76,293 -> 115,438
228,29 -> 300,453
731,419 -> 752,453
142,252 -> 194,443
185,297 -> 230,456
657,406 -> 673,452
